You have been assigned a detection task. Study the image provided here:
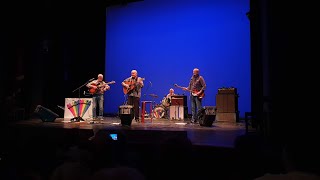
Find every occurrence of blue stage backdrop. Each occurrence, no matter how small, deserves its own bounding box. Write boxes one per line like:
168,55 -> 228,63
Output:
104,0 -> 250,118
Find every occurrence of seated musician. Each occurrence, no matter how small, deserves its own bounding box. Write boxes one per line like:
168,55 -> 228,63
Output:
162,88 -> 176,119
164,88 -> 176,107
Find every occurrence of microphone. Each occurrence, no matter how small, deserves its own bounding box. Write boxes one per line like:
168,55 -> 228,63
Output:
88,78 -> 95,82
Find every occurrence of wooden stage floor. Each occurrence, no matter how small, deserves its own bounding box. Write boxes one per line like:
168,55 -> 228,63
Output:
11,117 -> 246,149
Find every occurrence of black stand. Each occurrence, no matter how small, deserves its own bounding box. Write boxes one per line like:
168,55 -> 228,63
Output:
149,94 -> 158,109
71,79 -> 93,122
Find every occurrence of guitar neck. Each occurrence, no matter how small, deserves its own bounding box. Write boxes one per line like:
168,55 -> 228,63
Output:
175,84 -> 202,92
174,84 -> 204,98
175,84 -> 188,90
105,81 -> 115,85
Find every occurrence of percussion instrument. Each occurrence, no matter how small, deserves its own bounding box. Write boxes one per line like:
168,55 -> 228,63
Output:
119,105 -> 134,115
153,105 -> 165,119
119,105 -> 134,126
161,97 -> 171,107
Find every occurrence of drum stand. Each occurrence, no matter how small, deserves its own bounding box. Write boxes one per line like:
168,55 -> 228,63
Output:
146,94 -> 156,106
148,94 -> 159,117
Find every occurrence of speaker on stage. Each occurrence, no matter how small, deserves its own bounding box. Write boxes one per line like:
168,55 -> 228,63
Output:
34,105 -> 59,122
197,106 -> 216,127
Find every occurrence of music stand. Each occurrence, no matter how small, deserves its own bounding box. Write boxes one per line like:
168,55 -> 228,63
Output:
170,95 -> 185,120
71,79 -> 93,122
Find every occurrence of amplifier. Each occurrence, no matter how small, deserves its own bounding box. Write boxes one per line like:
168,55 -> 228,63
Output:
218,87 -> 237,94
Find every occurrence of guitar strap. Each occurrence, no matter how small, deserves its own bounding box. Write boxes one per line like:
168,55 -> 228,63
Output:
191,76 -> 201,90
134,77 -> 141,91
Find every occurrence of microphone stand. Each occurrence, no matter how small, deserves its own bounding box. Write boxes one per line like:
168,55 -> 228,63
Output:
70,79 -> 92,122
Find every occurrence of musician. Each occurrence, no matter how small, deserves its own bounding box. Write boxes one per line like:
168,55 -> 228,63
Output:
86,74 -> 110,120
164,88 -> 176,107
121,70 -> 144,122
182,68 -> 206,123
163,88 -> 176,119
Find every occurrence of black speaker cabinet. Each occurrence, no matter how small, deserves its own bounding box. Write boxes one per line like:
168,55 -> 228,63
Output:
34,105 -> 59,122
197,106 -> 216,127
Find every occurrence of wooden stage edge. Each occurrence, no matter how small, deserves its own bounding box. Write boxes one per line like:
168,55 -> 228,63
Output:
10,117 -> 247,149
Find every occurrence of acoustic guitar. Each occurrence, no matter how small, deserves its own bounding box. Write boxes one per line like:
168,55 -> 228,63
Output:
174,84 -> 205,99
123,78 -> 145,94
88,81 -> 116,94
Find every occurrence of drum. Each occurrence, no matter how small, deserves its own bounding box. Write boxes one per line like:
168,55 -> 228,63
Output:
119,105 -> 134,115
153,106 -> 165,119
119,105 -> 134,126
161,97 -> 171,107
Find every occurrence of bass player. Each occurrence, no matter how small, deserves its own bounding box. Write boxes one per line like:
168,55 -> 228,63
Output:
182,68 -> 206,124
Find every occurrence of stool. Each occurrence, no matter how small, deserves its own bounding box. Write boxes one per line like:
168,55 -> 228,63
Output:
141,101 -> 153,123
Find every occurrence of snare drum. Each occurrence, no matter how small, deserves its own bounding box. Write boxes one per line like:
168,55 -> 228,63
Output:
153,106 -> 165,119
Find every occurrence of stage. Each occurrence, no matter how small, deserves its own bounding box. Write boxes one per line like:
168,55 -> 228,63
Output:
1,116 -> 268,180
10,117 -> 246,148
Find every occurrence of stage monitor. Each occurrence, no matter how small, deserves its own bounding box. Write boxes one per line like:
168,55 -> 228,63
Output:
34,105 -> 59,122
198,106 -> 216,127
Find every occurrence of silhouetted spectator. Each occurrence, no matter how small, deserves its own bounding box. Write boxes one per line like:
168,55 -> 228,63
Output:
90,166 -> 145,180
255,137 -> 320,180
153,135 -> 196,180
233,134 -> 279,180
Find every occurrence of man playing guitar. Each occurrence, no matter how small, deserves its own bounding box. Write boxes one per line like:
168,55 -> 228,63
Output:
86,74 -> 111,120
121,69 -> 144,122
181,68 -> 206,124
